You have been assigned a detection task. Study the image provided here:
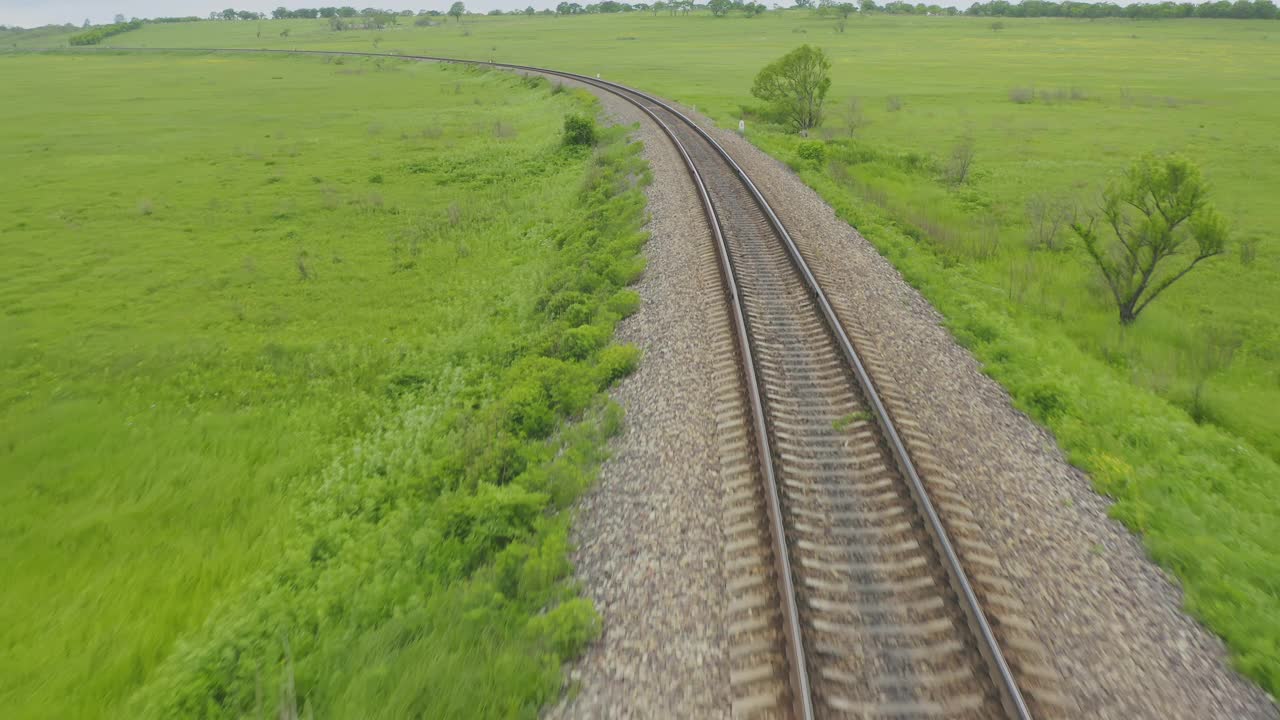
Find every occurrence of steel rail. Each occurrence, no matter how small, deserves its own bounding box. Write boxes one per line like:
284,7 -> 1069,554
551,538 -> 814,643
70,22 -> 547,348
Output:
595,74 -> 1034,720
599,74 -> 1037,720
85,46 -> 1030,719
564,76 -> 817,720
513,58 -> 1032,720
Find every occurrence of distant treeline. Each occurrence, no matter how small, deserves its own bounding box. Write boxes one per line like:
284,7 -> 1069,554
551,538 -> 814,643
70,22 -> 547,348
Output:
960,0 -> 1278,18
18,0 -> 1276,32
210,0 -> 1280,19
213,7 -> 418,20
68,19 -> 142,45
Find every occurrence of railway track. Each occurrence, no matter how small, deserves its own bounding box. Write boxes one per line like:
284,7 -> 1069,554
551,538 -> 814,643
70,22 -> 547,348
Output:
529,66 -> 1052,720
97,47 -> 1051,719
511,62 -> 1037,720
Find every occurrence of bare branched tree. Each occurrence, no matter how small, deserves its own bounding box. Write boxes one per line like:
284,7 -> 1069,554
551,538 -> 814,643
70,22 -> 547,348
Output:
1025,194 -> 1074,251
843,96 -> 863,136
946,135 -> 975,184
1186,326 -> 1241,423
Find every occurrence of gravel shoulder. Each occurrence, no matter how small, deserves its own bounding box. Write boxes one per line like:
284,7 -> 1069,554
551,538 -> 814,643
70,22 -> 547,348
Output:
544,70 -> 1276,719
686,108 -> 1278,719
546,83 -> 732,718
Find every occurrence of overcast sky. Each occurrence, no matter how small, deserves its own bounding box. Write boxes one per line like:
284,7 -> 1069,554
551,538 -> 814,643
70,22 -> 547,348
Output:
0,0 -> 557,27
0,0 -> 1030,28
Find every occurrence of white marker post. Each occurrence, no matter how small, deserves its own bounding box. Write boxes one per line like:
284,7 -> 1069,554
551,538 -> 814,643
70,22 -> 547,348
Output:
738,119 -> 746,136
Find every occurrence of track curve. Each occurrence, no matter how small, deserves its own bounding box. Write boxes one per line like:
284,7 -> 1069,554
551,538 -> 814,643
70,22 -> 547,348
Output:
94,47 -> 1035,720
512,56 -> 1034,720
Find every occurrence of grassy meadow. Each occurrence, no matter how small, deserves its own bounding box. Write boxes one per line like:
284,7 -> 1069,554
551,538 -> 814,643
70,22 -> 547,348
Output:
55,9 -> 1280,694
1,51 -> 647,717
40,7 -> 1277,459
4,8 -> 1279,710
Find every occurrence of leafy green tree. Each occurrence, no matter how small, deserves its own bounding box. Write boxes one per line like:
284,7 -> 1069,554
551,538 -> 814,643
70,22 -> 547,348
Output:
709,0 -> 734,14
751,45 -> 832,132
1071,154 -> 1229,325
449,1 -> 466,20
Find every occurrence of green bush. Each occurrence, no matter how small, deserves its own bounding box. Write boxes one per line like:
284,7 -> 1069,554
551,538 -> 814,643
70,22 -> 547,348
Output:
607,256 -> 646,285
797,140 -> 827,164
433,484 -> 550,576
68,19 -> 142,46
606,289 -> 641,318
595,344 -> 641,384
1022,379 -> 1070,421
559,324 -> 612,361
562,114 -> 597,147
542,289 -> 589,318
528,597 -> 601,657
502,375 -> 560,439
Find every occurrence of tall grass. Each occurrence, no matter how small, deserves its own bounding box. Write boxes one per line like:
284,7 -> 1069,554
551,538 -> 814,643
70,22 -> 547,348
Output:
15,9 -> 1280,700
760,130 -> 1280,695
0,53 -> 646,717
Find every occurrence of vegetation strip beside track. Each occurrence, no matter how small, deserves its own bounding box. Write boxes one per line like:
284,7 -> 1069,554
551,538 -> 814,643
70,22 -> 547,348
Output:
30,46 -> 1039,715
0,52 -> 649,718
361,48 -> 1026,715
763,136 -> 1280,697
199,39 -> 1280,700
11,27 -> 1280,709
365,47 -> 1035,716
63,12 -> 1278,467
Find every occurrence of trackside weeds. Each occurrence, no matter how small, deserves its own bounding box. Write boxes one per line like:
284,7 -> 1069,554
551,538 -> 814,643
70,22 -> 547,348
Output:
129,110 -> 652,717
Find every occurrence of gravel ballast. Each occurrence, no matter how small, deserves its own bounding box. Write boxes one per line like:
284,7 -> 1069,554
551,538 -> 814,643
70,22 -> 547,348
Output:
688,110 -> 1277,719
547,88 -> 733,718
549,73 -> 1277,718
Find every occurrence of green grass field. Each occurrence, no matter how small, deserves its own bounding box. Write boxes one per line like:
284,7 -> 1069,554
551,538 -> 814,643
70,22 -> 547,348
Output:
4,8 -> 1279,712
0,51 -> 646,717
63,12 -> 1279,461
